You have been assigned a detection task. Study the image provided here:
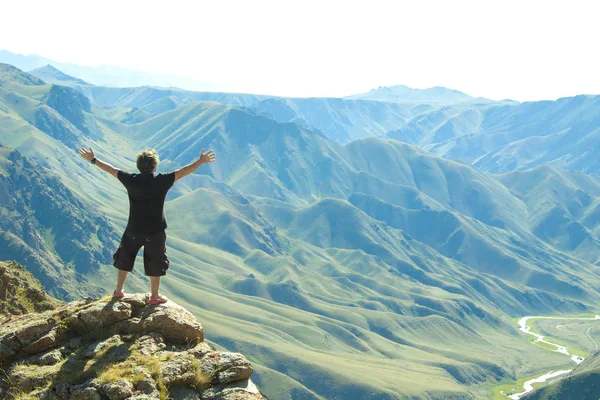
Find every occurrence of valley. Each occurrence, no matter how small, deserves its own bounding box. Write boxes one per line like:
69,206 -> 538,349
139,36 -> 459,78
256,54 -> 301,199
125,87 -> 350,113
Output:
0,61 -> 599,399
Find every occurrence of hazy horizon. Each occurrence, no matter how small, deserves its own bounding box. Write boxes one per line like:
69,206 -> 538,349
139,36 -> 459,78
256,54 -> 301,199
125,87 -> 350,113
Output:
1,0 -> 599,101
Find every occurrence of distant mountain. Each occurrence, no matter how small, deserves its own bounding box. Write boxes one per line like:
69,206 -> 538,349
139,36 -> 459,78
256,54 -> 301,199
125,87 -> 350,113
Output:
0,50 -> 50,72
346,84 -> 474,103
0,62 -> 45,86
385,94 -> 600,177
0,49 -> 219,91
249,97 -> 436,142
81,82 -> 477,143
30,64 -> 91,86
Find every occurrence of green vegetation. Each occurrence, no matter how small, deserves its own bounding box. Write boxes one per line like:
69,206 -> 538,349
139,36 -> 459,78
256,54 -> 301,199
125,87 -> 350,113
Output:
0,261 -> 61,318
530,318 -> 600,356
2,63 -> 600,399
489,370 -> 568,400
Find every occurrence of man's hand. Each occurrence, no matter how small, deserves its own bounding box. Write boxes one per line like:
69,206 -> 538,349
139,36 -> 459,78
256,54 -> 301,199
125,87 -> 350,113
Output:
199,149 -> 216,165
79,147 -> 95,162
79,147 -> 119,178
174,149 -> 216,183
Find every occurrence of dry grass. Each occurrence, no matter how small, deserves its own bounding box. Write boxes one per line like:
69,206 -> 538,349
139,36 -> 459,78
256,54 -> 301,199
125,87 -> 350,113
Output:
191,357 -> 212,389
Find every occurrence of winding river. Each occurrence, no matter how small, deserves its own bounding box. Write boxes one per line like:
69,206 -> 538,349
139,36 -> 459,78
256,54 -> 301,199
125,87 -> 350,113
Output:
503,315 -> 600,399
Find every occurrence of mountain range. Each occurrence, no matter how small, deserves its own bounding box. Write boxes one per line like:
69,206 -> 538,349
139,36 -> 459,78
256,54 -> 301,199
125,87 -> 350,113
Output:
0,50 -> 219,92
1,61 -> 600,399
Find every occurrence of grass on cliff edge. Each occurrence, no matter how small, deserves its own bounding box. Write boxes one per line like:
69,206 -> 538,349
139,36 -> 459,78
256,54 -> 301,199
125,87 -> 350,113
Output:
6,333 -> 213,400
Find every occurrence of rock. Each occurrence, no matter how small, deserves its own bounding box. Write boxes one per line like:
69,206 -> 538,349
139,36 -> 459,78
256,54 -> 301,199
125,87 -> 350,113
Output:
0,332 -> 22,362
23,330 -> 57,354
101,379 -> 134,400
38,388 -> 63,400
83,334 -> 123,358
74,301 -> 132,330
83,334 -> 130,363
135,332 -> 164,356
111,316 -> 142,333
135,377 -> 157,394
119,293 -> 149,308
70,386 -> 101,400
160,354 -> 197,386
69,378 -> 102,394
27,348 -> 63,365
0,313 -> 57,360
68,337 -> 82,348
137,302 -> 204,344
199,352 -> 254,385
9,363 -> 57,392
0,261 -> 61,317
201,379 -> 264,400
168,386 -> 202,399
14,316 -> 56,344
49,380 -> 71,399
0,292 -> 262,399
128,394 -> 160,400
186,341 -> 212,359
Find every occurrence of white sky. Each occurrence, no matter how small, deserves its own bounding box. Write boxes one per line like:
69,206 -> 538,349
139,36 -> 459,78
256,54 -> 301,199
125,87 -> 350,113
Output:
1,0 -> 599,101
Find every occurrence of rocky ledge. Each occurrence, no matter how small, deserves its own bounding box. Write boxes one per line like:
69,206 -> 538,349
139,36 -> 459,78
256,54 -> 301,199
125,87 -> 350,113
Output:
0,261 -> 62,319
0,293 -> 263,399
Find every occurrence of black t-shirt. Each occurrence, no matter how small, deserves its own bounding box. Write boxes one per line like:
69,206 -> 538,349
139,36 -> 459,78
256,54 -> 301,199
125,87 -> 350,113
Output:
117,170 -> 176,234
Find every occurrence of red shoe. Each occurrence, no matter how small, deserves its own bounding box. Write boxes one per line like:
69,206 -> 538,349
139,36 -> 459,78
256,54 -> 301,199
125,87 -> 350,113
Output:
147,295 -> 168,305
112,290 -> 125,299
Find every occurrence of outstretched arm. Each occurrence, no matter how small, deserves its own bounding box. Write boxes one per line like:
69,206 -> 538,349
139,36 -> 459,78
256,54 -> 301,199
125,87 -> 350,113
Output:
78,147 -> 119,178
174,149 -> 216,183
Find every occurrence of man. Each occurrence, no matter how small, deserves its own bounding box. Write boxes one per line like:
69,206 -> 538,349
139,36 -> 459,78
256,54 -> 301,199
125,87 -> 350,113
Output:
78,147 -> 216,304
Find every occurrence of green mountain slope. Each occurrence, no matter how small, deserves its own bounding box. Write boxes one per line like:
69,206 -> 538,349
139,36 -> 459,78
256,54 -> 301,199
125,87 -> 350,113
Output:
498,166 -> 600,263
2,64 -> 600,399
0,49 -> 219,92
522,351 -> 600,400
0,146 -> 118,299
10,59 -> 600,181
30,64 -> 92,86
0,260 -> 61,319
386,94 -> 600,177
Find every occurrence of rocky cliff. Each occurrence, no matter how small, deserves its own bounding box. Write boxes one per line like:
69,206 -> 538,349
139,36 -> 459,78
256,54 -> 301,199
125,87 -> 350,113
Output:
0,260 -> 61,320
0,287 -> 264,399
0,147 -> 118,299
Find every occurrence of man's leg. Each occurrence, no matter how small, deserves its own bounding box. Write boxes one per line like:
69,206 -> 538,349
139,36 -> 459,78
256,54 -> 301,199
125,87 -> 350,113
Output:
150,276 -> 160,298
143,231 -> 170,302
116,269 -> 129,293
112,230 -> 141,295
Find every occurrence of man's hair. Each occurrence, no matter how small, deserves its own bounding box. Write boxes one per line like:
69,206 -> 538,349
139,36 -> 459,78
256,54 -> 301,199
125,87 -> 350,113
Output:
136,149 -> 159,173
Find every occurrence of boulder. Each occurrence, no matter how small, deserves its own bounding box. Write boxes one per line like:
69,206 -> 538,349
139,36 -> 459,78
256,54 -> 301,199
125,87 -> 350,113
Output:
27,348 -> 63,365
24,330 -> 57,354
201,379 -> 264,400
101,379 -> 134,400
160,354 -> 197,386
0,293 -> 262,399
73,301 -> 132,330
134,332 -> 165,356
137,302 -> 204,344
83,334 -> 123,358
199,352 -> 254,385
70,387 -> 101,400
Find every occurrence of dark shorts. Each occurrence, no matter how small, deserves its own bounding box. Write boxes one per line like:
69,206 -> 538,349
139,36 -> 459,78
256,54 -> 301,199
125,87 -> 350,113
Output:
112,230 -> 170,276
